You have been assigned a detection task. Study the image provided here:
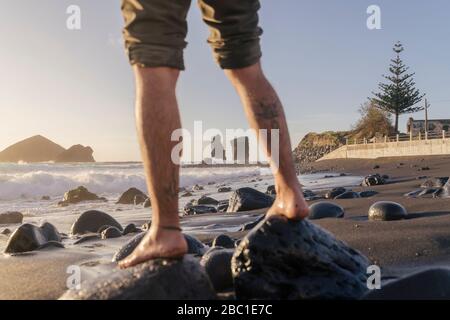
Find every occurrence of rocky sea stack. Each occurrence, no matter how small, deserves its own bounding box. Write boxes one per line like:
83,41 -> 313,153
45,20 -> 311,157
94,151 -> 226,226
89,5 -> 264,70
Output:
54,144 -> 94,163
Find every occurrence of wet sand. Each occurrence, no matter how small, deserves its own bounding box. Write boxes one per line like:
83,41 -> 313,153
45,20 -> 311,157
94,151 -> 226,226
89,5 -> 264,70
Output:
1,155 -> 450,299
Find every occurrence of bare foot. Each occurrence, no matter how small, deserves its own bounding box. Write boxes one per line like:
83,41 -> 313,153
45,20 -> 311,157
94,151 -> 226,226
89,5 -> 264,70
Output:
118,226 -> 188,269
266,186 -> 309,220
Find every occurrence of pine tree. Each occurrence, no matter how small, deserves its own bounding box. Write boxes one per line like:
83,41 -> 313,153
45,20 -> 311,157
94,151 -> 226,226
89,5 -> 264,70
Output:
371,42 -> 425,133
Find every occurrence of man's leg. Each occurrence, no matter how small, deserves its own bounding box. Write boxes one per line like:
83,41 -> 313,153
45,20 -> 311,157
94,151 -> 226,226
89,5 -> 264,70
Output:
199,0 -> 308,220
225,63 -> 309,220
119,0 -> 191,268
118,67 -> 187,269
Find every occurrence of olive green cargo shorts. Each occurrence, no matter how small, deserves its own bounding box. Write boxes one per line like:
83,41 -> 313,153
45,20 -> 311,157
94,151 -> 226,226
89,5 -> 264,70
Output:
121,0 -> 263,70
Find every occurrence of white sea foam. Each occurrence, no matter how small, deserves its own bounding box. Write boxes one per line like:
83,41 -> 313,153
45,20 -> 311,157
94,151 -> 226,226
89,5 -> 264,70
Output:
0,163 -> 267,200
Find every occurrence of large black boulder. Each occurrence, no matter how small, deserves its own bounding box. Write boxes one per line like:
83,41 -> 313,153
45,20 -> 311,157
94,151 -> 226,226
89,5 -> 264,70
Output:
308,201 -> 344,220
116,187 -> 148,205
363,268 -> 450,300
112,232 -> 206,262
4,222 -> 62,253
70,210 -> 123,235
60,256 -> 216,300
227,188 -> 274,212
232,216 -> 370,300
0,211 -> 23,224
201,248 -> 234,292
112,232 -> 146,262
368,201 -> 407,221
58,186 -> 107,206
40,222 -> 62,242
196,196 -> 219,206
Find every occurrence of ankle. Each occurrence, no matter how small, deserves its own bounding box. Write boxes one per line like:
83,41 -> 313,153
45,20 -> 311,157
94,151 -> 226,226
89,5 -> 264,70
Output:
150,222 -> 182,234
275,181 -> 302,195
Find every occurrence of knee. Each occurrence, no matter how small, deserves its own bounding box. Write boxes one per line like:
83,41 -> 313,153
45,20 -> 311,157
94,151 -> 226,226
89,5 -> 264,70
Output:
134,66 -> 180,93
224,62 -> 265,88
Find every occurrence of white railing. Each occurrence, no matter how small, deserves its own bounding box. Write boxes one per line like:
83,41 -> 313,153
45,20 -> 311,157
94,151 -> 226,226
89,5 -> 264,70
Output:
346,130 -> 450,145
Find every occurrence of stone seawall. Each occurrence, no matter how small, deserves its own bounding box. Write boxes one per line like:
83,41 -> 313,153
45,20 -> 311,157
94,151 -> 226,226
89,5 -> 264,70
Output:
318,138 -> 450,160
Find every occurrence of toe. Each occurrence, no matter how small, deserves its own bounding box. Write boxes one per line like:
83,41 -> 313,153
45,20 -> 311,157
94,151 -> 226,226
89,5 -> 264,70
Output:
118,258 -> 130,269
118,254 -> 141,269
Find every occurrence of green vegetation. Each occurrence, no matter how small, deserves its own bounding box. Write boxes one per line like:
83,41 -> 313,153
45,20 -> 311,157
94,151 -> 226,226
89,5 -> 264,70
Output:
352,101 -> 395,140
371,41 -> 425,133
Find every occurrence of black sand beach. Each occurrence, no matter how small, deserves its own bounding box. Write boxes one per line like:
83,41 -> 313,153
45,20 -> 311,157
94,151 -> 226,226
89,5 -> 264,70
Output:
1,155 -> 450,299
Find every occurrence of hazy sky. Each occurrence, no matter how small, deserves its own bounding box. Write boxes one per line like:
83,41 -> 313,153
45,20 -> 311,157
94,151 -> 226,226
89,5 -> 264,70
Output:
1,0 -> 449,161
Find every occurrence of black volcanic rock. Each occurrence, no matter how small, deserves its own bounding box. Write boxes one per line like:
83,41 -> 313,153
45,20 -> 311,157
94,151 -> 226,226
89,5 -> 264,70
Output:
60,256 -> 216,300
184,205 -> 217,215
122,223 -> 140,235
184,234 -> 207,256
195,196 -> 219,206
218,187 -> 232,193
359,190 -> 379,198
0,135 -> 65,163
116,188 -> 148,205
112,232 -> 206,262
0,211 -> 23,224
4,222 -> 62,253
58,186 -> 106,206
266,185 -> 276,195
362,174 -> 386,186
368,201 -> 407,221
101,226 -> 123,239
201,248 -> 234,291
227,187 -> 274,212
364,268 -> 450,300
70,210 -> 123,235
239,215 -> 265,231
325,187 -> 346,199
442,180 -> 450,198
55,144 -> 95,162
212,234 -> 235,249
232,216 -> 370,300
217,200 -> 229,212
334,191 -> 360,199
421,177 -> 449,188
308,201 -> 344,219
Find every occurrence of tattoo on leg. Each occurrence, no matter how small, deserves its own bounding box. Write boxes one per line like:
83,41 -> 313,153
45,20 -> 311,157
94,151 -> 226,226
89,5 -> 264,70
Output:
256,100 -> 281,129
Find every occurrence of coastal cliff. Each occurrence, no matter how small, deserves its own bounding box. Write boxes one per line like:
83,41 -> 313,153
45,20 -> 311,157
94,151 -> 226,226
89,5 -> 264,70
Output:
293,131 -> 349,173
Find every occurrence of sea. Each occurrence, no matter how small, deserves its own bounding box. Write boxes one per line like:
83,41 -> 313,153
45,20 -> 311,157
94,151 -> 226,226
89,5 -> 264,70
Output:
0,162 -> 363,220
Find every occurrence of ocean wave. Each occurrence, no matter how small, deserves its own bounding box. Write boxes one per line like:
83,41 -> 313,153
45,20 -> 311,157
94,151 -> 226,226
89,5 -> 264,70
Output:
0,164 -> 265,200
